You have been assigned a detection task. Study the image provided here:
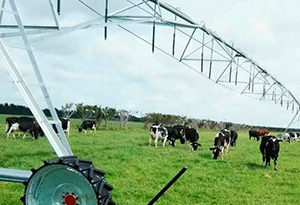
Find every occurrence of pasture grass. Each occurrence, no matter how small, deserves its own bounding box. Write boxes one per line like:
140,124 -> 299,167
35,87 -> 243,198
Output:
0,114 -> 300,204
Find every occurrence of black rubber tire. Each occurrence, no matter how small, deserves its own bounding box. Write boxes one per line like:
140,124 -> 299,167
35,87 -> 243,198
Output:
21,156 -> 115,205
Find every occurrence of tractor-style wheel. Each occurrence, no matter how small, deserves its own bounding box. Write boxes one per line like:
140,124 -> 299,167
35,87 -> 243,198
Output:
21,156 -> 115,205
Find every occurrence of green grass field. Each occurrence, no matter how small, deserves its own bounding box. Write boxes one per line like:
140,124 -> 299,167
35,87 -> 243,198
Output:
1,114 -> 300,204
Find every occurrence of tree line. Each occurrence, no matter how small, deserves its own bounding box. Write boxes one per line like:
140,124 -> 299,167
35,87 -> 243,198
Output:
0,103 -> 298,132
0,103 -> 142,128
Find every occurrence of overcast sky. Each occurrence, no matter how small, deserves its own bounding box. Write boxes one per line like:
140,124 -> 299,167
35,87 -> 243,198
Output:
0,0 -> 299,128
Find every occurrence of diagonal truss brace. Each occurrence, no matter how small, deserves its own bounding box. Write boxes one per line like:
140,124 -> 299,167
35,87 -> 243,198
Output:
1,0 -> 73,157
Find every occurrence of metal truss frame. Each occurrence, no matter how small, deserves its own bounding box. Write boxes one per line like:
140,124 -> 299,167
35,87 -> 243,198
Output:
0,0 -> 299,185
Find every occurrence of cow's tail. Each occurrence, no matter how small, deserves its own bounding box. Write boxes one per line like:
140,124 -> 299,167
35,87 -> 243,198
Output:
5,118 -> 10,133
5,124 -> 8,133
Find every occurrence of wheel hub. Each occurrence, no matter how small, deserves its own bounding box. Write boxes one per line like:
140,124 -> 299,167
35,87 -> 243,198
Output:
63,193 -> 78,205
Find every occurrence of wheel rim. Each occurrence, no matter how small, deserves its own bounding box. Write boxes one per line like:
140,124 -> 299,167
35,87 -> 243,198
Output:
25,164 -> 98,205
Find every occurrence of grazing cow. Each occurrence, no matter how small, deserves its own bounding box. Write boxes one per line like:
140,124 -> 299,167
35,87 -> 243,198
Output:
260,135 -> 282,170
52,118 -> 71,137
166,125 -> 185,146
184,127 -> 201,151
7,120 -> 42,139
258,129 -> 270,136
280,132 -> 298,143
230,130 -> 238,147
149,124 -> 168,147
249,129 -> 269,141
78,120 -> 97,133
288,132 -> 299,142
209,129 -> 231,159
5,116 -> 34,134
249,130 -> 260,141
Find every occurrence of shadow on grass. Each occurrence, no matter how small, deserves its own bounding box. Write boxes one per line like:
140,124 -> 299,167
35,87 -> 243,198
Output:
5,150 -> 53,159
199,152 -> 213,159
246,162 -> 264,170
285,168 -> 300,173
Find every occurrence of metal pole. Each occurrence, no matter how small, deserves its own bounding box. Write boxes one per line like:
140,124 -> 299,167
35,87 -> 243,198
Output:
201,31 -> 205,72
284,111 -> 299,133
0,39 -> 70,157
49,0 -> 61,29
104,0 -> 108,40
235,57 -> 239,85
208,39 -> 214,79
8,0 -> 72,155
172,14 -> 176,56
152,20 -> 155,53
0,0 -> 6,24
148,167 -> 187,205
57,0 -> 60,15
179,28 -> 196,61
0,168 -> 31,183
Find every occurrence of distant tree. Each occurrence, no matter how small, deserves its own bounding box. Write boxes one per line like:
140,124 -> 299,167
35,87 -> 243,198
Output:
143,113 -> 186,128
61,103 -> 76,119
76,104 -> 103,127
102,107 -> 117,127
118,110 -> 130,128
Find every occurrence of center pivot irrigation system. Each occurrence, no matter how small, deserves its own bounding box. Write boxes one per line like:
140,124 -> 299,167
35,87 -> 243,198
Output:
0,0 -> 299,204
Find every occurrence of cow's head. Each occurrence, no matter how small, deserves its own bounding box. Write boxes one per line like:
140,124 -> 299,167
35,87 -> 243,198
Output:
209,147 -> 221,159
78,127 -> 83,132
190,142 -> 201,151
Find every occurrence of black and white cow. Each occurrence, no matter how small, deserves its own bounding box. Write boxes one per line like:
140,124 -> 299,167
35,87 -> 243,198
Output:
166,125 -> 185,147
184,127 -> 201,151
260,135 -> 282,170
6,116 -> 34,134
6,119 -> 42,140
288,132 -> 299,142
78,120 -> 97,133
230,130 -> 238,147
209,129 -> 231,159
149,123 -> 168,147
52,118 -> 71,138
281,132 -> 298,143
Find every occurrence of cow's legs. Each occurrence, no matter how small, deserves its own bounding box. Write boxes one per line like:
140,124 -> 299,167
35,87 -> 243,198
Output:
274,156 -> 278,171
262,154 -> 266,166
22,133 -> 27,139
265,155 -> 271,167
154,136 -> 158,147
149,136 -> 152,146
162,137 -> 167,147
224,144 -> 229,156
7,126 -> 14,139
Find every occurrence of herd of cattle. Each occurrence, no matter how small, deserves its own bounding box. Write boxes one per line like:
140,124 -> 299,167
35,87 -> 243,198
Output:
149,123 -> 300,170
4,116 -> 98,139
3,116 -> 300,170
